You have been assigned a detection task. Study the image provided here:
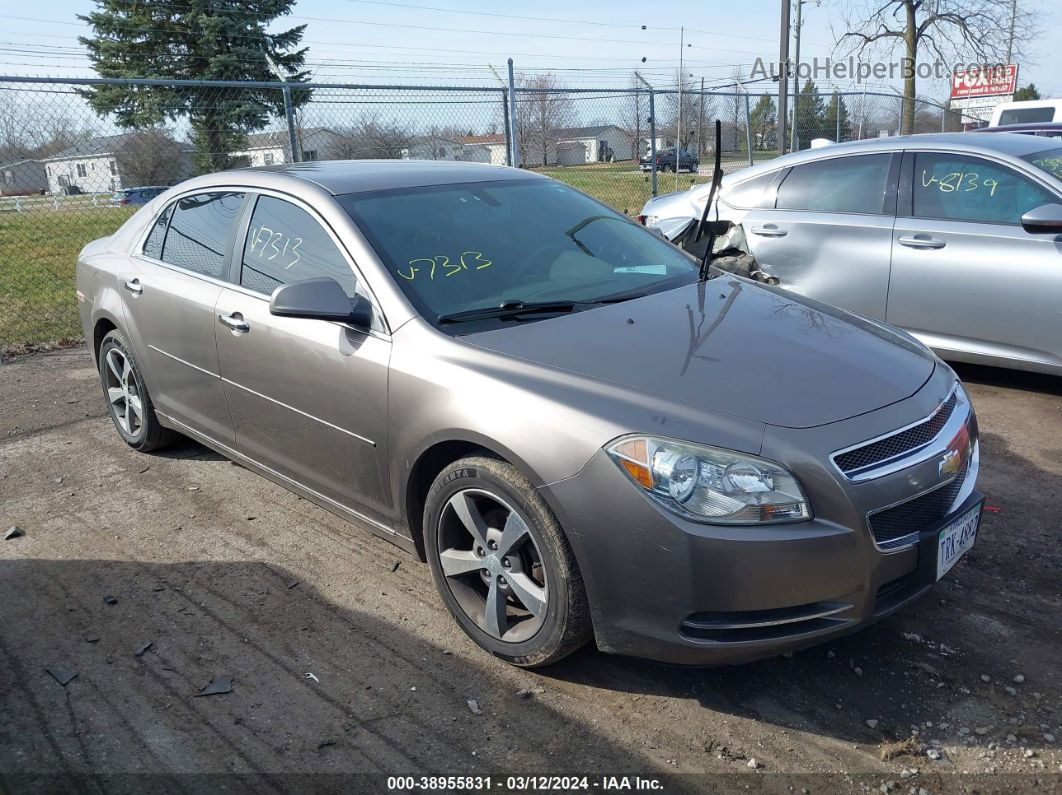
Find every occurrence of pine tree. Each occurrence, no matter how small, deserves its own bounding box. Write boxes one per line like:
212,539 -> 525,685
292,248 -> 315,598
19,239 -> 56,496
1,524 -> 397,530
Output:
78,0 -> 310,172
748,95 -> 777,151
793,79 -> 827,150
1013,83 -> 1041,101
823,94 -> 853,142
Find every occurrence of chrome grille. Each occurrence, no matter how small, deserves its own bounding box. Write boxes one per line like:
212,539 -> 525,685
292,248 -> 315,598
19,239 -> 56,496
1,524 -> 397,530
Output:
868,456 -> 971,550
835,391 -> 958,477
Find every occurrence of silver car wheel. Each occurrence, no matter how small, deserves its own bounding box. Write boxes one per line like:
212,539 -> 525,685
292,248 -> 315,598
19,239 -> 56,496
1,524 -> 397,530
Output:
104,347 -> 144,436
437,488 -> 548,643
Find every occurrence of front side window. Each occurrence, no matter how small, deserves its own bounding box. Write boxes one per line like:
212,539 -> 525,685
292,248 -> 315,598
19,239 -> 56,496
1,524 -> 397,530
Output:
1020,145 -> 1062,185
161,192 -> 245,279
775,153 -> 892,214
241,196 -> 359,297
142,203 -> 174,259
912,152 -> 1057,225
339,179 -> 698,328
724,170 -> 780,209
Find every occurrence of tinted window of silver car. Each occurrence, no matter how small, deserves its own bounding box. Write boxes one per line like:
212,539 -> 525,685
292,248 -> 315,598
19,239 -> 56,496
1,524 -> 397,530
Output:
912,153 -> 1057,225
240,196 -> 359,297
161,192 -> 245,279
142,203 -> 173,259
775,154 -> 891,214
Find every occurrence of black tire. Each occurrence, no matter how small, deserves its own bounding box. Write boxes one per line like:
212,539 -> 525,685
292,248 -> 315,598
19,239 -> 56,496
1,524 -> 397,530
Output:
97,329 -> 177,453
424,455 -> 592,667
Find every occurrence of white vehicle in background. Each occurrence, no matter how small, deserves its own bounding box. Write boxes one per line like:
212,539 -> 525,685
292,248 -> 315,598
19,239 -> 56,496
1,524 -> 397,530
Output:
989,99 -> 1062,126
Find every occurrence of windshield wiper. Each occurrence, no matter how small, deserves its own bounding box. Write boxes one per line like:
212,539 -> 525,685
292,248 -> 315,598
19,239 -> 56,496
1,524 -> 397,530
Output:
437,300 -> 585,325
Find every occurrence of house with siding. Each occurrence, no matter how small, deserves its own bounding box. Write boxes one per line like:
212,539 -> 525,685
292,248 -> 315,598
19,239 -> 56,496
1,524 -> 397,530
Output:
229,128 -> 357,166
401,135 -> 492,163
0,159 -> 47,195
460,125 -> 635,167
42,133 -> 194,194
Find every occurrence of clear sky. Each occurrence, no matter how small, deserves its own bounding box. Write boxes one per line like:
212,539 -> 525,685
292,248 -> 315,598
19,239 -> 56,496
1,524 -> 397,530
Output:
1,0 -> 1058,99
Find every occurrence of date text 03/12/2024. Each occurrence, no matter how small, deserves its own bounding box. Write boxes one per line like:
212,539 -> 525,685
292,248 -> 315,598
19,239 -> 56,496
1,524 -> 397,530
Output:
385,775 -> 665,791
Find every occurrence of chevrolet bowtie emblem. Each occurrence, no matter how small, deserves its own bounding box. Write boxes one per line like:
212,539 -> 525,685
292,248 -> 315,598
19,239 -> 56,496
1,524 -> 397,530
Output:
939,448 -> 962,478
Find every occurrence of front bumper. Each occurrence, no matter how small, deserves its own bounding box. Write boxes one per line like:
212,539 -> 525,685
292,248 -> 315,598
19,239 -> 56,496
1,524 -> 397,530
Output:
541,380 -> 980,665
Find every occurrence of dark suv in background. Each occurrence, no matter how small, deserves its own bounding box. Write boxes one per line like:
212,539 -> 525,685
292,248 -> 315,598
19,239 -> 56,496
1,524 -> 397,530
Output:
639,148 -> 699,173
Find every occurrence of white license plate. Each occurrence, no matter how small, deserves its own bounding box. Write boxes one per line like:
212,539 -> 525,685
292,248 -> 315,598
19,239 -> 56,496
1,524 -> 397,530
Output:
936,505 -> 980,580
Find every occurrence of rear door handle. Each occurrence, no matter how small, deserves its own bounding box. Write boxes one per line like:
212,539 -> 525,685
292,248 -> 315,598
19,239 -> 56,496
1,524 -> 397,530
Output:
897,234 -> 946,250
123,278 -> 143,295
218,312 -> 250,334
750,225 -> 788,237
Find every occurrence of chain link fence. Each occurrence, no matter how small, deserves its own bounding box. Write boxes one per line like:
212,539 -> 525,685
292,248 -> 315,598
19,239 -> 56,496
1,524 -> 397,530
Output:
0,75 -> 953,353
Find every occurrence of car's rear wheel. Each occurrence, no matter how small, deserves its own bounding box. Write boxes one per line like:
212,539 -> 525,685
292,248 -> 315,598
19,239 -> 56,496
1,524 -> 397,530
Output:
424,455 -> 592,667
98,329 -> 176,452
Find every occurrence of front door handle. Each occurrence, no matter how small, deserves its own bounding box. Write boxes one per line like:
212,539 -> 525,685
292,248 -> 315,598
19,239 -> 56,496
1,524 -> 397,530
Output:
750,225 -> 788,237
897,234 -> 947,250
218,312 -> 250,334
123,278 -> 143,295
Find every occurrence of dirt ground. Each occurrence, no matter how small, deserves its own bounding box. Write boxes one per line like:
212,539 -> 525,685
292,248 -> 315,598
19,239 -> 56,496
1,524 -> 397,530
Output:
2,348 -> 1061,794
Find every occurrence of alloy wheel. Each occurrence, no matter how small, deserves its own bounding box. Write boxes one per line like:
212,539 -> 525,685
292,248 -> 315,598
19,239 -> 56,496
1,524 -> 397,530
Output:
104,347 -> 144,436
437,488 -> 548,643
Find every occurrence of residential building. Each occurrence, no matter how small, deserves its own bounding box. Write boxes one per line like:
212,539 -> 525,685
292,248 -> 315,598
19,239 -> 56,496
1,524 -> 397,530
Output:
0,159 -> 47,195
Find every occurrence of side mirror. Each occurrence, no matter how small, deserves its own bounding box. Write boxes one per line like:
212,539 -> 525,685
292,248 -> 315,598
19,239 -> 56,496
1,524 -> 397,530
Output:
269,277 -> 374,329
1021,202 -> 1062,234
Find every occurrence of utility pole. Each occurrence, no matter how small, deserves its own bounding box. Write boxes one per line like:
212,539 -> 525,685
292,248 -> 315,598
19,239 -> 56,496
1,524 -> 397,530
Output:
507,58 -> 520,168
636,71 -> 657,197
777,0 -> 790,155
698,77 -> 705,160
676,25 -> 684,190
1006,0 -> 1018,62
790,0 -> 803,152
488,64 -> 513,166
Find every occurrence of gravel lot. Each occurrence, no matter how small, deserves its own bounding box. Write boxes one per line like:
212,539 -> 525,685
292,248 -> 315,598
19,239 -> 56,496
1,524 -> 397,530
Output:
2,348 -> 1061,793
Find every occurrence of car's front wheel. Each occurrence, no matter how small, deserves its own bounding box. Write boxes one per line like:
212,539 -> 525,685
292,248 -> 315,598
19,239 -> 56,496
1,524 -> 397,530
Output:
97,329 -> 176,452
424,455 -> 592,667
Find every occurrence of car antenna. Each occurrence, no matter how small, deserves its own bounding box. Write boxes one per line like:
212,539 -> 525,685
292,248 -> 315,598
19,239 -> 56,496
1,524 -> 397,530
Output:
694,120 -> 723,281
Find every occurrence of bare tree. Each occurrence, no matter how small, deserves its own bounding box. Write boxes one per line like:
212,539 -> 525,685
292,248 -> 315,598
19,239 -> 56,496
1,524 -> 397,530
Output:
837,0 -> 1035,134
516,73 -> 576,168
0,101 -> 95,164
621,73 -> 649,161
660,71 -> 699,150
333,112 -> 415,159
113,128 -> 187,186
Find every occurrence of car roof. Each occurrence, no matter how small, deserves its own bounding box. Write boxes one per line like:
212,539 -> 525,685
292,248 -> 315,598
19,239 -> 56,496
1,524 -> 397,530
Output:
238,159 -> 543,195
971,122 -> 1062,133
722,131 -> 1058,185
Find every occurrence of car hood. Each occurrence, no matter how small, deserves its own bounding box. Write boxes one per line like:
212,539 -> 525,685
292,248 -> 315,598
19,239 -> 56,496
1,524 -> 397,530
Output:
463,278 -> 936,429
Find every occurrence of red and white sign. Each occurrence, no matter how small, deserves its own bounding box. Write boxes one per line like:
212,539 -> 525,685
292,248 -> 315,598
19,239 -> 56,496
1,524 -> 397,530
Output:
950,64 -> 1018,100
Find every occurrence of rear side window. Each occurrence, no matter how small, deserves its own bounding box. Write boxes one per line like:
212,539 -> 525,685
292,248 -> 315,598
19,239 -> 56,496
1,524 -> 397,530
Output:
142,203 -> 173,259
998,107 -> 1055,125
241,196 -> 359,297
912,153 -> 1057,225
724,170 -> 780,208
775,154 -> 892,214
161,192 -> 245,279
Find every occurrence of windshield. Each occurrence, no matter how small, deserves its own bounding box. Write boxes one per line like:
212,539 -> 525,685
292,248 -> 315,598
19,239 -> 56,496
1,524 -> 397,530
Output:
1021,146 -> 1062,184
338,179 -> 699,328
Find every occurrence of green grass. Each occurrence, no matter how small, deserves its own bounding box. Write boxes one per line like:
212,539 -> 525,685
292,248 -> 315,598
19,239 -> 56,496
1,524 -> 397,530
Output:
0,206 -> 135,351
535,153 -> 781,214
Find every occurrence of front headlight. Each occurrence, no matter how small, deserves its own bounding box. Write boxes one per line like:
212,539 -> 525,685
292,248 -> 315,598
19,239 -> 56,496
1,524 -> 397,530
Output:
606,435 -> 811,524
